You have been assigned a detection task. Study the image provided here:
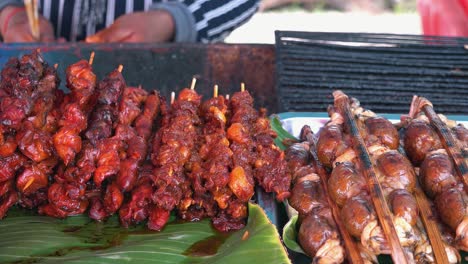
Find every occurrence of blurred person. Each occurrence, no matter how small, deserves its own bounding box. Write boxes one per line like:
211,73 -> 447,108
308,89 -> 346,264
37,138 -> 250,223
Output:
0,0 -> 260,43
418,0 -> 468,36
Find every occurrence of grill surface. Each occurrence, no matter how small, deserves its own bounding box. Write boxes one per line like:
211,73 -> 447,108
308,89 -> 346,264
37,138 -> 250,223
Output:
275,31 -> 468,114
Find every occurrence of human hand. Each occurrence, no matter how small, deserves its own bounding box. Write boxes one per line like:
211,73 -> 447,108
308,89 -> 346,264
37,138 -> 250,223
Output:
85,10 -> 175,43
0,6 -> 55,42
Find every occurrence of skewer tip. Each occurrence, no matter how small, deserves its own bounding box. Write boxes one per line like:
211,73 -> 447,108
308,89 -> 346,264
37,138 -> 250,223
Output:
117,64 -> 123,73
226,94 -> 230,100
213,85 -> 218,98
240,82 -> 245,92
170,91 -> 175,105
23,177 -> 35,192
88,52 -> 95,65
53,63 -> 58,69
190,78 -> 197,90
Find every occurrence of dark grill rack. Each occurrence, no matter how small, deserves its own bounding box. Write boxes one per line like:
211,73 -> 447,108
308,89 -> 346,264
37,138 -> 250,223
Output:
275,31 -> 468,114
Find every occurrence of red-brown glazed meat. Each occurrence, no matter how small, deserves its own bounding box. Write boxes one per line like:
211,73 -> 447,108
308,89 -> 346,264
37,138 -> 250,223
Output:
149,88 -> 201,231
341,195 -> 375,239
119,92 -> 159,192
328,161 -> 367,207
404,119 -> 442,166
289,172 -> 328,216
364,116 -> 399,150
420,151 -> 458,198
388,189 -> 418,226
119,100 -> 169,228
376,150 -> 416,193
316,124 -> 348,168
285,142 -> 310,180
253,109 -> 291,201
53,60 -> 96,165
298,211 -> 340,257
434,187 -> 466,230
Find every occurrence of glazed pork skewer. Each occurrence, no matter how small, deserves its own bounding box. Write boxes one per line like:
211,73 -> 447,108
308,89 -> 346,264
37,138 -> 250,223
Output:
119,95 -> 169,227
39,54 -> 98,218
149,86 -> 202,231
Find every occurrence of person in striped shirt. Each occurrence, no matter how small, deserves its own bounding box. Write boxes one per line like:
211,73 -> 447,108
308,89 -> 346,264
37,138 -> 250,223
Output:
0,0 -> 260,43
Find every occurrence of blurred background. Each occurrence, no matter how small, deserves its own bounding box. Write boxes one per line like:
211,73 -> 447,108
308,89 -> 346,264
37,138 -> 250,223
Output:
226,0 -> 468,43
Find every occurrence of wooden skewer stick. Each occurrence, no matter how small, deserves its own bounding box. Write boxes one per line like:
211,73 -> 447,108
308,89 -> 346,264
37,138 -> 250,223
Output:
117,65 -> 123,73
53,63 -> 58,69
304,127 -> 365,264
23,177 -> 35,192
333,91 -> 409,264
170,92 -> 175,105
415,96 -> 468,192
88,52 -> 95,65
213,85 -> 218,98
413,179 -> 450,264
190,78 -> 197,90
23,0 -> 39,40
240,82 -> 245,92
32,0 -> 39,39
226,94 -> 230,100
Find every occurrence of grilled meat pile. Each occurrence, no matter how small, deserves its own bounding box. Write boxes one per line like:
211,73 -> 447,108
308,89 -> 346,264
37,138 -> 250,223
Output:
0,52 -> 291,232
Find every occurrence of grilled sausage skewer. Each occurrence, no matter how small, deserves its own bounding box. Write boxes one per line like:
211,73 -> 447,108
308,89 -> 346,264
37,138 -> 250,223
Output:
350,97 -> 456,263
403,98 -> 468,252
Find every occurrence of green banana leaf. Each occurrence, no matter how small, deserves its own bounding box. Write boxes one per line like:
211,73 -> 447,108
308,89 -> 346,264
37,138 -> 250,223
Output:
281,215 -> 304,255
0,203 -> 290,264
270,115 -> 298,151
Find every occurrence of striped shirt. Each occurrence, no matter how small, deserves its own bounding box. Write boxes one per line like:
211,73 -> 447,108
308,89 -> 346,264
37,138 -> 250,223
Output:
0,0 -> 259,42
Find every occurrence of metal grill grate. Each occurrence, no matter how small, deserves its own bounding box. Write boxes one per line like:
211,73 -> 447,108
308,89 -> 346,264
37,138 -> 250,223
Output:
275,31 -> 468,114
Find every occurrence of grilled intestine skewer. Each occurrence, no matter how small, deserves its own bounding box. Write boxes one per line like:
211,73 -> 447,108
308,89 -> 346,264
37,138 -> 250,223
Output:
402,96 -> 468,252
318,127 -> 389,259
318,101 -> 397,259
287,125 -> 365,263
349,96 -> 458,263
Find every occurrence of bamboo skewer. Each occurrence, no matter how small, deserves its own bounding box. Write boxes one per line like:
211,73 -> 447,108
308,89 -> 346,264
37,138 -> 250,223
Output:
333,91 -> 409,264
117,65 -> 123,73
32,0 -> 39,37
170,92 -> 175,105
241,82 -> 245,92
213,85 -> 218,98
23,0 -> 40,40
190,78 -> 197,90
88,52 -> 95,65
413,181 -> 450,264
413,96 -> 468,192
304,128 -> 365,264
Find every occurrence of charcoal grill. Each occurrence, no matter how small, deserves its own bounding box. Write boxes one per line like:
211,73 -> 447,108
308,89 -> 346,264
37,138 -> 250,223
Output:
275,31 -> 468,114
0,43 -> 277,111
